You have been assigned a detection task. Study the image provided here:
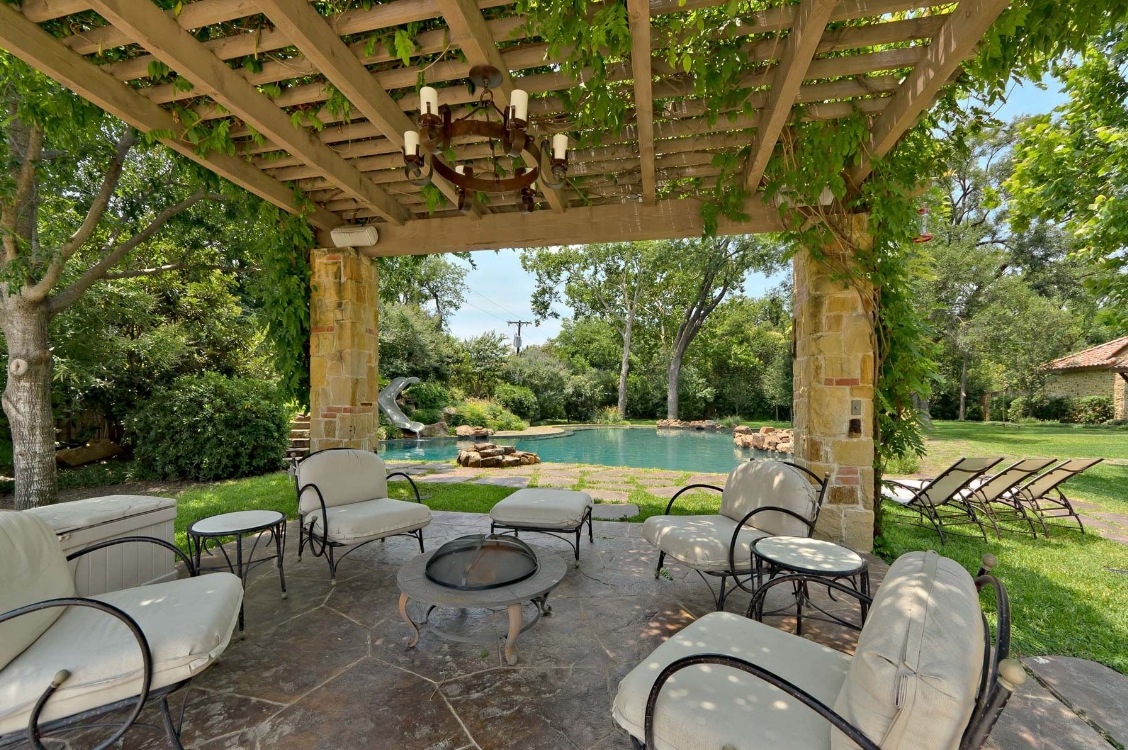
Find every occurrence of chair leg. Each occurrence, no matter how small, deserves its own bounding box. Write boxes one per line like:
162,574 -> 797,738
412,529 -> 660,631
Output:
159,695 -> 187,750
717,574 -> 729,611
297,522 -> 305,562
417,529 -> 425,553
574,528 -> 581,561
327,546 -> 337,586
654,551 -> 666,579
588,511 -> 594,543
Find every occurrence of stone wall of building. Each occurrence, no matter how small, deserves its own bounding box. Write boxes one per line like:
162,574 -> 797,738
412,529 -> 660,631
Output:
792,215 -> 876,552
309,248 -> 380,452
1116,373 -> 1127,421
1044,370 -> 1115,401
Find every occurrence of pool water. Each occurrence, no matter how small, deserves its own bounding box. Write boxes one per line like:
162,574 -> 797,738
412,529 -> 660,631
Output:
380,427 -> 771,474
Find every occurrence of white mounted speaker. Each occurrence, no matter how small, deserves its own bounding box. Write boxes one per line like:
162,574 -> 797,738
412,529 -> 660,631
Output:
330,225 -> 379,248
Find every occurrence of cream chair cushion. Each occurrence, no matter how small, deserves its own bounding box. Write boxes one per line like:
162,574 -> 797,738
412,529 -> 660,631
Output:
0,573 -> 242,735
304,498 -> 431,544
720,461 -> 820,537
0,513 -> 76,671
614,611 -> 852,750
642,515 -> 768,571
297,449 -> 389,515
832,551 -> 984,750
490,489 -> 592,529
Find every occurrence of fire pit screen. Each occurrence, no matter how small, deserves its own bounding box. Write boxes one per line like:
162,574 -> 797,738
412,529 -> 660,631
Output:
425,534 -> 539,591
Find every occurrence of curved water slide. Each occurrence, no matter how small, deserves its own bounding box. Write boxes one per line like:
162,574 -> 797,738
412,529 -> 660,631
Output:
378,377 -> 425,435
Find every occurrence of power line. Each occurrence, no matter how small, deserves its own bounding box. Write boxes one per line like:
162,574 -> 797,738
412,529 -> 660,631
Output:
467,288 -> 524,320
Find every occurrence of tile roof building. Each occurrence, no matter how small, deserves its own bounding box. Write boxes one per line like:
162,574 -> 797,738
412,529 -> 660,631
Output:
1043,336 -> 1128,421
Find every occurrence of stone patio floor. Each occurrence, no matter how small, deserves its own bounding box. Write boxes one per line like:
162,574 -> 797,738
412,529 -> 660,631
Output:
75,509 -> 1127,750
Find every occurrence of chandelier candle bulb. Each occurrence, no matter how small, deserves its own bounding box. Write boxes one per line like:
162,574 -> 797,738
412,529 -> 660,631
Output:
552,133 -> 568,160
511,89 -> 529,122
404,130 -> 420,156
455,165 -> 466,175
419,87 -> 438,117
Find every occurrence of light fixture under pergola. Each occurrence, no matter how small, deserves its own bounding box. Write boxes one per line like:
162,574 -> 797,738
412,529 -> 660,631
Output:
403,65 -> 570,213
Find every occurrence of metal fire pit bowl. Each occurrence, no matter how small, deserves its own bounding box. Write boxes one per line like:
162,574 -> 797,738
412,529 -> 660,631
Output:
425,534 -> 539,591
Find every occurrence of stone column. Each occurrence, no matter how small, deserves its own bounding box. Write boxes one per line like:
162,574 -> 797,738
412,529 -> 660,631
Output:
792,214 -> 876,551
309,248 -> 380,452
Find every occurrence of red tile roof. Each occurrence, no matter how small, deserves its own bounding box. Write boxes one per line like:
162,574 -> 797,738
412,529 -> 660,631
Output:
1045,335 -> 1128,372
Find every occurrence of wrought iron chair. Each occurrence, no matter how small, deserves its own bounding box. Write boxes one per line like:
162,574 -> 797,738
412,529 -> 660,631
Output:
1012,457 -> 1102,535
613,551 -> 1024,750
0,512 -> 242,750
881,456 -> 1003,542
964,457 -> 1057,538
293,447 -> 431,583
642,460 -> 828,610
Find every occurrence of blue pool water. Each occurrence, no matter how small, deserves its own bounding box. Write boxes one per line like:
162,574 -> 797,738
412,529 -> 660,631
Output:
380,427 -> 769,474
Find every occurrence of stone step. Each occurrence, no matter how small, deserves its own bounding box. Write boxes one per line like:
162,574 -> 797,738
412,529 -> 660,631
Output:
289,429 -> 310,440
289,438 -> 310,450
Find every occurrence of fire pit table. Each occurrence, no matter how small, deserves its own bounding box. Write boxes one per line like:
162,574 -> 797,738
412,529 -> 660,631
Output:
396,535 -> 567,665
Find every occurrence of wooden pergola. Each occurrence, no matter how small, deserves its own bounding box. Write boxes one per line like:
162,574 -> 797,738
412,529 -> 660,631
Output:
0,0 -> 1010,550
1,0 -> 1006,256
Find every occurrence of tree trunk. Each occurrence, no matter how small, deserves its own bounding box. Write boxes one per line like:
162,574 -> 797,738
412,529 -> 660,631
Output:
958,354 -> 968,421
666,341 -> 689,420
617,312 -> 634,419
1,301 -> 58,509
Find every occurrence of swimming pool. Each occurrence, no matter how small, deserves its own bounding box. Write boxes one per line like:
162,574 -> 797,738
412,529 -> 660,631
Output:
380,427 -> 771,474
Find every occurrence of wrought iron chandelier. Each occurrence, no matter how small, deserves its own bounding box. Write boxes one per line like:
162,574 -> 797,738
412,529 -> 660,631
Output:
402,65 -> 570,213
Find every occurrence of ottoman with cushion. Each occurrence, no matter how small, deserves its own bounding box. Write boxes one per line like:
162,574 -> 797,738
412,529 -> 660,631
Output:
489,488 -> 594,561
612,550 -> 1025,750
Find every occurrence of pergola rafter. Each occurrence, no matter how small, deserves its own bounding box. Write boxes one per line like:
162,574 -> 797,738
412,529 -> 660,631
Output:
1,0 -> 1010,239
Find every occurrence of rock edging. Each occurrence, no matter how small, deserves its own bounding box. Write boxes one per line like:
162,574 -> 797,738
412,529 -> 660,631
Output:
457,443 -> 541,468
655,419 -> 726,431
733,425 -> 794,454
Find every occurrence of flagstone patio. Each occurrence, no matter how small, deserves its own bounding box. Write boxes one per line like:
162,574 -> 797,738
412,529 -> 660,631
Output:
54,509 -> 1125,750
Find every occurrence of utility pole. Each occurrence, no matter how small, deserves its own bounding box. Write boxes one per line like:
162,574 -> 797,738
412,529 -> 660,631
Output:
508,320 -> 533,354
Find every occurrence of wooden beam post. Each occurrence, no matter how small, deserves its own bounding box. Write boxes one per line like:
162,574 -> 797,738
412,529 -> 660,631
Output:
254,0 -> 479,216
434,0 -> 568,212
847,0 -> 1010,187
627,0 -> 656,204
742,0 -> 838,192
0,2 -> 340,230
84,0 -> 411,225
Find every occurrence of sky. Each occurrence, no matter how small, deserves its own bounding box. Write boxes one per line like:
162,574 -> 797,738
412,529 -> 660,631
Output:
443,76 -> 1069,347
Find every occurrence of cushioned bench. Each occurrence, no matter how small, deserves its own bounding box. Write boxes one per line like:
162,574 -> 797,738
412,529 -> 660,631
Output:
489,488 -> 594,561
613,550 -> 1025,750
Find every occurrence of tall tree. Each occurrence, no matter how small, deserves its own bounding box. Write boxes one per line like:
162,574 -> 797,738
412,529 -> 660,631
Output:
0,54 -> 252,508
378,255 -> 469,330
651,236 -> 783,419
522,242 -> 653,418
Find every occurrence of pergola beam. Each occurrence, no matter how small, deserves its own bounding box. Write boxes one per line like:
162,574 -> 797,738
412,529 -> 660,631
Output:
434,0 -> 568,212
627,0 -> 657,204
0,2 -> 340,230
742,0 -> 839,192
253,0 -> 473,215
84,0 -> 411,225
361,198 -> 784,256
847,0 -> 1011,187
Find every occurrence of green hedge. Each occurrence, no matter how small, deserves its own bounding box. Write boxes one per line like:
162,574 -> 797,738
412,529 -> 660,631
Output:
1071,395 -> 1115,424
126,374 -> 289,481
494,383 -> 538,420
447,399 -> 527,432
408,381 -> 452,410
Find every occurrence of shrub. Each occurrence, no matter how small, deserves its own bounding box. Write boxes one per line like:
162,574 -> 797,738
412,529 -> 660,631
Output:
411,407 -> 444,425
1071,396 -> 1115,425
447,399 -> 527,432
408,381 -> 451,410
126,373 -> 289,481
494,383 -> 539,420
563,372 -> 604,421
1012,395 -> 1072,421
594,406 -> 627,424
884,453 -> 921,475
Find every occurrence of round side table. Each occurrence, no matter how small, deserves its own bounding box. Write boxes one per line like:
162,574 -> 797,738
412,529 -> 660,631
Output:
188,509 -> 287,633
750,536 -> 869,634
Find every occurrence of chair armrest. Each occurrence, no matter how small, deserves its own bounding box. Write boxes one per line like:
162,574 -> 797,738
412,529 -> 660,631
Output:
747,573 -> 873,623
297,482 -> 331,553
663,484 -> 723,514
386,471 -> 423,503
66,536 -> 197,577
0,597 -> 153,750
728,507 -> 816,582
642,653 -> 881,750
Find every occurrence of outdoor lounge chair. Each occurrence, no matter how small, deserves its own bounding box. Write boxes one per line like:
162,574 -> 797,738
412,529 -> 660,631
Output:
1012,457 -> 1102,535
612,550 -> 1024,750
642,460 -> 827,610
294,447 -> 431,582
0,511 -> 242,749
881,456 -> 1003,543
965,457 -> 1058,538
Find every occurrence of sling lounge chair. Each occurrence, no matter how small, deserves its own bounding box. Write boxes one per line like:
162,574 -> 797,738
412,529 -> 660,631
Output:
881,457 -> 1002,543
965,457 -> 1057,538
1012,457 -> 1102,535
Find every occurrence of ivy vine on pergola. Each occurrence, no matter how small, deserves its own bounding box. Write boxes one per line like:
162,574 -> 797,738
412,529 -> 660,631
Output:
0,0 -> 1006,257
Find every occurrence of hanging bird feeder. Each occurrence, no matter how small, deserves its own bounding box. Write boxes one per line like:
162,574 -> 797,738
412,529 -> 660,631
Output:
913,207 -> 933,243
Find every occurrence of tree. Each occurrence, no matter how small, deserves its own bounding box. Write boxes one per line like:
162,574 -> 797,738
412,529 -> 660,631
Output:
378,255 -> 468,330
522,242 -> 653,418
452,332 -> 509,398
0,54 -> 255,508
650,235 -> 783,419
